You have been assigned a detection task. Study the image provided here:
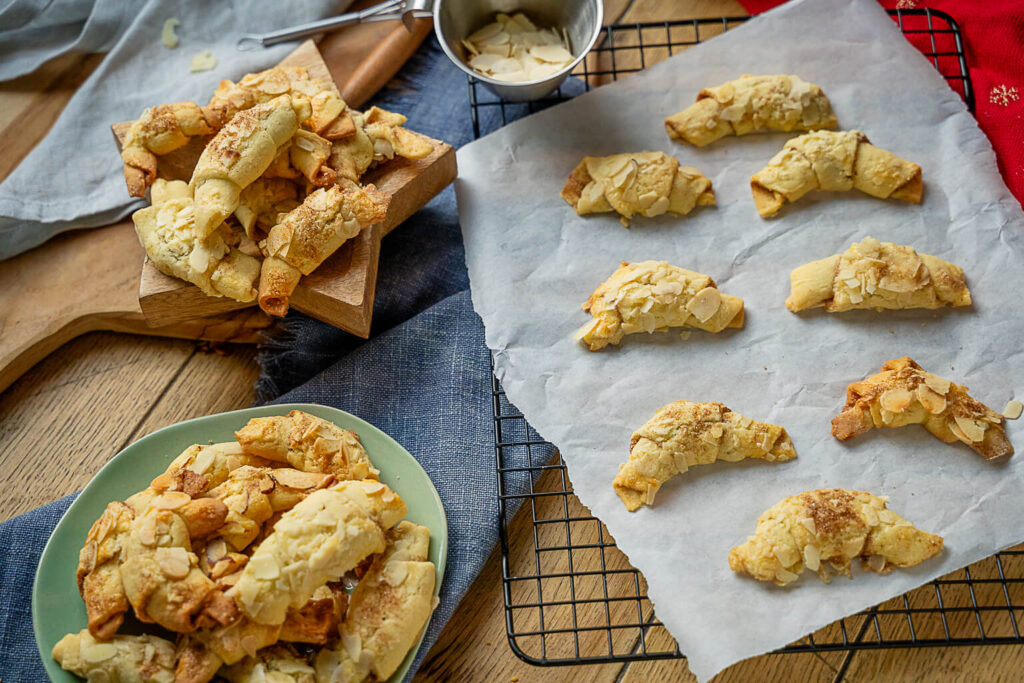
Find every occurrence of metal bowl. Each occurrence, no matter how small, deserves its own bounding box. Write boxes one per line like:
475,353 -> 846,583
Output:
433,0 -> 603,102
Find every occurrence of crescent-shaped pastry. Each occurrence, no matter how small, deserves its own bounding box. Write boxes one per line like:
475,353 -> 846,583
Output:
76,502 -> 134,639
150,441 -> 271,498
132,179 -> 262,302
228,481 -> 406,625
665,74 -> 838,147
189,95 -> 310,238
315,521 -> 436,683
832,357 -> 1013,460
614,401 -> 796,511
120,101 -> 215,197
53,629 -> 177,683
750,130 -> 922,217
575,261 -> 744,351
729,488 -> 943,585
328,107 -> 435,183
235,409 -> 380,480
560,152 -> 714,226
786,236 -> 971,313
256,181 -> 390,317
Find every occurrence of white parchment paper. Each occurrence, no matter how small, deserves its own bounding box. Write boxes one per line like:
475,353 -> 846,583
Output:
455,0 -> 1024,679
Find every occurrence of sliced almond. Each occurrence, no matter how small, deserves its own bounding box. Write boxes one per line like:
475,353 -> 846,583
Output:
876,508 -> 897,525
879,387 -> 913,413
866,554 -> 887,573
156,546 -> 191,580
879,408 -> 895,425
774,567 -> 799,584
773,543 -> 799,568
954,415 -> 987,442
191,448 -> 215,475
152,491 -> 192,510
248,553 -> 280,581
802,544 -> 821,571
461,39 -> 480,56
137,514 -> 158,546
468,53 -> 503,72
709,423 -> 724,439
841,537 -> 864,558
206,539 -> 228,564
800,516 -> 817,536
922,373 -> 952,396
272,468 -> 328,490
468,21 -> 503,43
916,383 -> 947,414
1003,400 -> 1023,420
82,642 -> 118,662
860,503 -> 879,527
687,287 -> 721,323
342,631 -> 362,660
530,45 -> 573,63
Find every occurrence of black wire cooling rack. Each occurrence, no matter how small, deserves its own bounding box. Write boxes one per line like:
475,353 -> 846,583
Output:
478,8 -> 1012,676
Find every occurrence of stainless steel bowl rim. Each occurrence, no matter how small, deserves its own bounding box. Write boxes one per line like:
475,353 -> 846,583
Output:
432,0 -> 604,88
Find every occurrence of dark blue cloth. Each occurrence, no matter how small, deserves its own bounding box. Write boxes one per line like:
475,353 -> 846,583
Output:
0,35 -> 575,682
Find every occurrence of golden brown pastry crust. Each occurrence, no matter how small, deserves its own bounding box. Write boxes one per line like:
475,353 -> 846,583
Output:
750,130 -> 922,217
729,489 -> 943,585
560,152 -> 714,226
832,357 -> 1013,460
576,261 -> 744,351
256,181 -> 390,317
786,237 -> 971,313
121,102 -> 215,197
53,629 -> 177,683
665,74 -> 838,147
614,401 -> 796,511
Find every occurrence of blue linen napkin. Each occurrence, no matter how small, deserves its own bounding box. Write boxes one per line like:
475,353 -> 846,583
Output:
0,35 -> 570,682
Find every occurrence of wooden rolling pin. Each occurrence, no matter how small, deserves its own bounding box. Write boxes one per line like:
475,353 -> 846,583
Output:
341,17 -> 434,108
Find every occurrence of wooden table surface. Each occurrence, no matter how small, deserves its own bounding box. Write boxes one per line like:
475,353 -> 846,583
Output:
2,1 -> 1022,681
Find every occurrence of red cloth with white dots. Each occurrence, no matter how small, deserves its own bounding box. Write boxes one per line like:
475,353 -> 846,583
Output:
737,0 -> 1024,206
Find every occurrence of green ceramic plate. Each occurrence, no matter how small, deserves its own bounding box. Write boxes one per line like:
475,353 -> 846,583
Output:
33,403 -> 447,682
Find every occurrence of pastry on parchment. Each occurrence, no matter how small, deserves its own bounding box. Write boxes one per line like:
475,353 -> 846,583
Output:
189,95 -> 311,238
132,179 -> 262,302
235,409 -> 381,480
665,74 -> 838,147
575,260 -> 744,351
614,401 -> 796,511
560,151 -> 715,226
228,481 -> 407,625
52,629 -> 177,683
729,488 -> 943,585
314,521 -> 436,683
121,101 -> 215,197
832,357 -> 1013,460
750,130 -> 922,217
256,181 -> 390,317
786,236 -> 971,313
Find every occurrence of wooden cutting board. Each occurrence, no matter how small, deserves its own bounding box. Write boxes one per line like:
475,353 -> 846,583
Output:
0,17 -> 444,394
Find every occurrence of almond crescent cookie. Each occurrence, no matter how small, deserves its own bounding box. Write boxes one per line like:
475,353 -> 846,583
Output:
832,357 -> 1013,460
132,179 -> 262,302
315,521 -> 436,683
328,106 -> 435,183
228,481 -> 406,625
729,489 -> 943,586
750,130 -> 922,217
189,95 -> 311,239
222,644 -> 316,683
121,101 -> 214,197
786,236 -> 971,313
575,261 -> 744,351
257,180 -> 390,317
665,74 -> 837,147
53,629 -> 177,683
560,152 -> 715,226
614,401 -> 796,511
235,409 -> 380,480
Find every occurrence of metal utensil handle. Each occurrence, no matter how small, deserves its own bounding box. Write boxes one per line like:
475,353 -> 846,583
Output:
238,0 -> 433,50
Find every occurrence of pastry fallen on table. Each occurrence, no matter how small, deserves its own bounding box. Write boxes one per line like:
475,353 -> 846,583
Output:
575,260 -> 744,351
665,74 -> 838,146
229,481 -> 407,625
52,629 -> 177,683
58,411 -> 436,683
750,130 -> 922,217
729,488 -> 943,586
314,521 -> 437,683
257,180 -> 390,317
786,236 -> 971,313
832,357 -> 1013,459
189,95 -> 310,239
235,409 -> 381,480
614,400 -> 796,511
560,151 -> 715,226
132,179 -> 262,302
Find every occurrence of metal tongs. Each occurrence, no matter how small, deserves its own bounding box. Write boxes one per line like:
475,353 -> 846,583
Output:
237,0 -> 434,50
